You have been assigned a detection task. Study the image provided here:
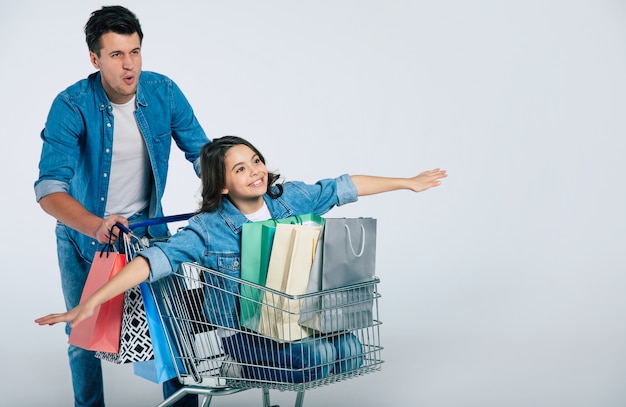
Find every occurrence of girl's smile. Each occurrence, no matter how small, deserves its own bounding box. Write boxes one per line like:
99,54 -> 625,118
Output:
222,144 -> 269,214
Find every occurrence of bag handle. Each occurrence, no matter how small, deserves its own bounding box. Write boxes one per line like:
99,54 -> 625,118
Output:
98,241 -> 118,258
128,213 -> 195,229
113,213 -> 195,252
113,213 -> 195,235
344,224 -> 366,257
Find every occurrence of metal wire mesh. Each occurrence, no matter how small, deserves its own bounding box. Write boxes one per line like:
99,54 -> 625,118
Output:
149,262 -> 384,393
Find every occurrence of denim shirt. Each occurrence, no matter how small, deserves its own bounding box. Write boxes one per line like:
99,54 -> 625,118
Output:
139,174 -> 358,328
34,71 -> 209,261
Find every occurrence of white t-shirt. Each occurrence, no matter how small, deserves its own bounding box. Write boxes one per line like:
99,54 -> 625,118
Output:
105,96 -> 151,218
244,202 -> 272,222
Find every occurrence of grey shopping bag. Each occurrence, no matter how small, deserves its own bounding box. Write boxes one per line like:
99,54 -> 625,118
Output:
299,217 -> 376,333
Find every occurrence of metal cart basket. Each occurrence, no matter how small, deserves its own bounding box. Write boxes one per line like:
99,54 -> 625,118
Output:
149,262 -> 383,407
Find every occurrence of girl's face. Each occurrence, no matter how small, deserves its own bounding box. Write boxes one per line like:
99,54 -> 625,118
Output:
222,144 -> 269,213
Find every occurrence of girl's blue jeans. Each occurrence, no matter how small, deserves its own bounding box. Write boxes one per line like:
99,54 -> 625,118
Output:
221,331 -> 363,383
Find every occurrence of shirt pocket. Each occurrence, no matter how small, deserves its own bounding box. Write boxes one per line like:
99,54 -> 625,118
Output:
204,254 -> 241,328
216,254 -> 241,277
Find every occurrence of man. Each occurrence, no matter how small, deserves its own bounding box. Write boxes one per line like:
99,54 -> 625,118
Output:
34,6 -> 208,407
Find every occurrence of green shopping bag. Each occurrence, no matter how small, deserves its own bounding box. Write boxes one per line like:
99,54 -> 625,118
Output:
276,213 -> 324,227
240,220 -> 277,330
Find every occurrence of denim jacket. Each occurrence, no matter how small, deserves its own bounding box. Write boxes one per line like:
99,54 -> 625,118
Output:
139,174 -> 358,328
34,71 -> 208,261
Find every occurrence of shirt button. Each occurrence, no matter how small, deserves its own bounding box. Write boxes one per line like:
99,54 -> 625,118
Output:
105,148 -> 110,154
103,173 -> 108,178
100,197 -> 105,202
107,123 -> 111,128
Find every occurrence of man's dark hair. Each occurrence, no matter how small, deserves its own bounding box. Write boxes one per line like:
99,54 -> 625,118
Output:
84,5 -> 143,56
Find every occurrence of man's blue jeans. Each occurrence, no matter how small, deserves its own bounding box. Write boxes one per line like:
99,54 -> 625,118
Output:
56,216 -> 196,407
221,331 -> 363,383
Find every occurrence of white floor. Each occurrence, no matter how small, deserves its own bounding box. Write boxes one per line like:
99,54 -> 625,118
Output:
8,327 -> 626,407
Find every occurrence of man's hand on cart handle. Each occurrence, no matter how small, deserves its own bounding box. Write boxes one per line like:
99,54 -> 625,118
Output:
96,214 -> 129,245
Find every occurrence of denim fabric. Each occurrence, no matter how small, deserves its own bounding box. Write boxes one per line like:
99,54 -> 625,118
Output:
67,345 -> 104,407
221,332 -> 363,383
222,333 -> 335,383
57,224 -> 105,407
142,175 -> 357,281
139,175 -> 358,329
35,70 -> 208,263
332,332 -> 364,373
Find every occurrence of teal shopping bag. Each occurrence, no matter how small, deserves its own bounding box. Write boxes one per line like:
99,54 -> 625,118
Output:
276,213 -> 324,227
239,220 -> 277,330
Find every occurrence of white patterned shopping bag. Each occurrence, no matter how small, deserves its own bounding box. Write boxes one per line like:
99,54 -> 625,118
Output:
96,285 -> 153,364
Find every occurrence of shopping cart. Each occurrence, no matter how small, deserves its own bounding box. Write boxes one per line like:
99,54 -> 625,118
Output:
147,262 -> 384,407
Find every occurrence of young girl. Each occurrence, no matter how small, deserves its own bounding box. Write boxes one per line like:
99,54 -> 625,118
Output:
36,136 -> 447,383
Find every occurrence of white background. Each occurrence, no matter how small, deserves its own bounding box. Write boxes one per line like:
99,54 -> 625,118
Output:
2,1 -> 626,406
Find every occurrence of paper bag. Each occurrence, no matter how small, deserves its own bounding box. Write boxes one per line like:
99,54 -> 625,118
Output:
239,220 -> 277,330
239,214 -> 324,331
96,285 -> 153,363
257,224 -> 322,342
299,218 -> 377,333
132,282 -> 178,383
68,250 -> 126,352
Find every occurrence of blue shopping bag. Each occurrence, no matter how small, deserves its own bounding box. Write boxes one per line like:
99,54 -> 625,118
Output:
133,282 -> 178,383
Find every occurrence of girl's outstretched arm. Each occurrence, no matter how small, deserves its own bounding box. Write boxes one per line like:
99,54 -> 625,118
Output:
351,168 -> 447,196
35,256 -> 151,328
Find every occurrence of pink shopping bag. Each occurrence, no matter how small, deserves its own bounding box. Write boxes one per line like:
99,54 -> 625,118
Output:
68,250 -> 126,352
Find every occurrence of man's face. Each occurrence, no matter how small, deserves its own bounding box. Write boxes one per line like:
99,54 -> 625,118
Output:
90,32 -> 142,104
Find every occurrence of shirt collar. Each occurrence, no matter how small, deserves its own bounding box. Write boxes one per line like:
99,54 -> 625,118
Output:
217,194 -> 294,234
91,71 -> 147,109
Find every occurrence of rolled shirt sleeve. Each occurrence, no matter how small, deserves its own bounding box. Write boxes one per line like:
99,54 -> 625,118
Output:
35,179 -> 70,202
137,216 -> 207,282
335,173 -> 358,206
138,246 -> 175,282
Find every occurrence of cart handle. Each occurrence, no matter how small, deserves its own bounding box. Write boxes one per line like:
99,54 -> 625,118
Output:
114,212 -> 195,235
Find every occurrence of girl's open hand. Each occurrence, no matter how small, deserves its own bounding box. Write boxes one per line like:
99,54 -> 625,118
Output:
35,303 -> 94,329
407,168 -> 447,192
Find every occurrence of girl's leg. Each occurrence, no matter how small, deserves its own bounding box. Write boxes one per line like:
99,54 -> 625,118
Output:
222,332 -> 337,383
328,332 -> 364,373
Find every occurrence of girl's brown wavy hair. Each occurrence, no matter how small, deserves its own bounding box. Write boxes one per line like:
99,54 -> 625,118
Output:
199,136 -> 283,212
